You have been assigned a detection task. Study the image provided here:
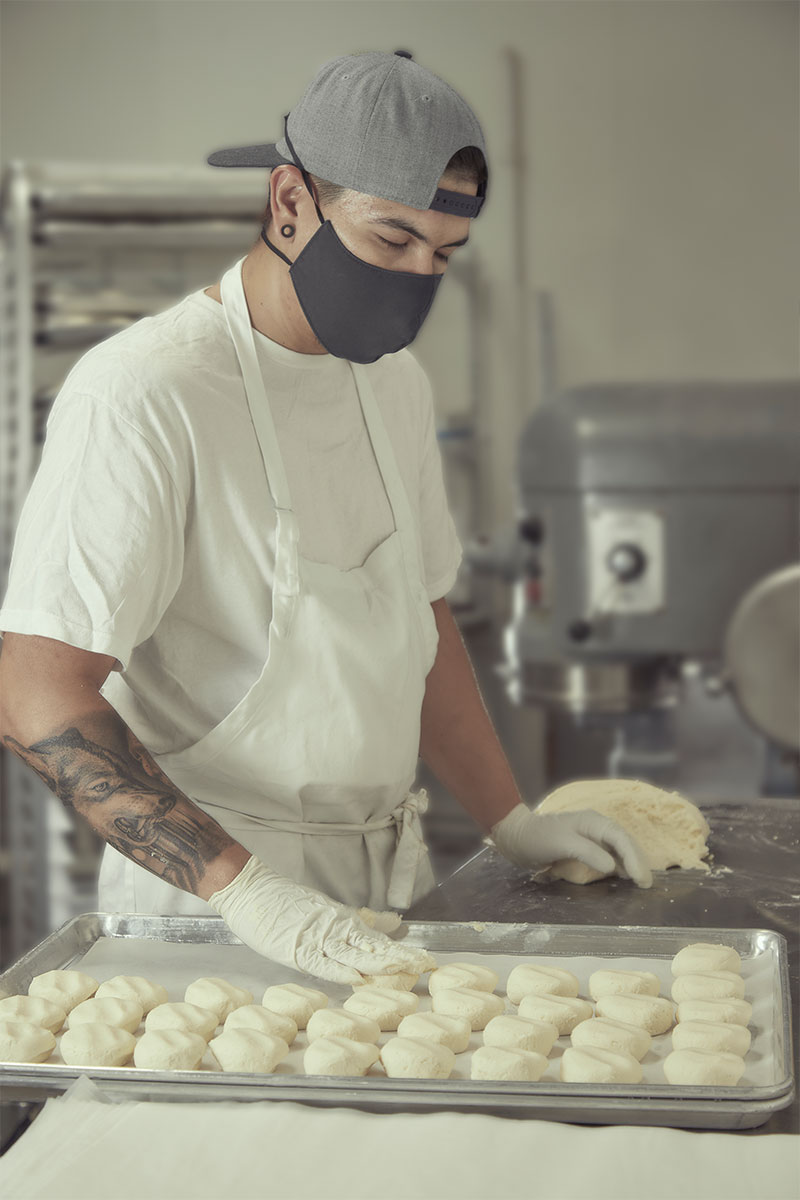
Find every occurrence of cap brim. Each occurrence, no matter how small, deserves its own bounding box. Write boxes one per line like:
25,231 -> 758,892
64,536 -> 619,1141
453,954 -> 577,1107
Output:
206,143 -> 293,168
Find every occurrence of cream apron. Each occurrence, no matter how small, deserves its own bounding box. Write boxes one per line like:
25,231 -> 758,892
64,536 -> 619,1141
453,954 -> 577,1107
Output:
98,257 -> 439,915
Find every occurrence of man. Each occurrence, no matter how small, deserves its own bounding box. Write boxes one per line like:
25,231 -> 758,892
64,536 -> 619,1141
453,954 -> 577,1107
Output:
0,51 -> 650,984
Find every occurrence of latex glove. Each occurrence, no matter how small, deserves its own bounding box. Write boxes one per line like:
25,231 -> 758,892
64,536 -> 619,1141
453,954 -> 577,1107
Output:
208,856 -> 435,985
491,803 -> 653,889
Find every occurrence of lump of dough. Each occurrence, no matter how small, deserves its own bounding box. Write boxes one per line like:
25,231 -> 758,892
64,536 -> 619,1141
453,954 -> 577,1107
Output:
560,1045 -> 643,1083
145,1001 -> 218,1041
671,944 -> 742,977
209,1028 -> 289,1073
95,975 -> 168,1014
0,1019 -> 56,1063
663,1048 -> 745,1085
431,987 -> 504,1031
133,1028 -> 207,1071
471,1045 -> 548,1082
570,1017 -> 652,1061
671,1019 -> 751,1056
428,963 -> 499,995
224,1005 -> 298,1045
343,986 -> 418,1031
380,1036 -> 455,1080
60,1023 -> 136,1067
588,970 -> 660,1000
595,994 -> 674,1035
28,970 -> 98,1013
184,977 -> 253,1023
262,984 -> 328,1030
670,972 -> 745,1003
353,971 -> 419,992
0,995 -> 66,1034
306,1007 -> 381,1045
506,964 -> 579,1003
676,998 -> 751,1026
483,1014 -> 559,1056
357,907 -> 403,934
303,1036 -> 380,1077
517,993 -> 593,1036
535,778 -> 710,883
397,1012 -> 471,1054
69,996 -> 143,1034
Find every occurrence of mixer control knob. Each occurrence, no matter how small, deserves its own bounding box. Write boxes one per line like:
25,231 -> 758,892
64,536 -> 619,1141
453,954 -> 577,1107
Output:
567,619 -> 593,643
606,541 -> 647,583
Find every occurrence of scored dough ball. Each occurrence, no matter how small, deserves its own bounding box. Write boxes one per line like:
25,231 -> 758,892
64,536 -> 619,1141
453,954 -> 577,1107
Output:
671,943 -> 742,977
60,1023 -> 136,1068
0,1019 -> 56,1063
304,1036 -> 380,1077
671,1019 -> 751,1056
0,995 -> 66,1034
595,994 -> 674,1035
561,1045 -> 643,1083
69,996 -> 143,1034
95,975 -> 168,1015
471,1045 -> 549,1082
28,970 -> 98,1014
670,972 -> 745,1003
517,994 -> 593,1036
588,970 -> 660,1001
663,1048 -> 745,1085
483,1014 -> 559,1056
570,1017 -> 652,1061
428,963 -> 499,996
676,998 -> 752,1027
145,1001 -> 218,1042
262,984 -> 328,1030
343,986 -> 419,1031
184,977 -> 253,1023
397,1013 -> 471,1054
133,1028 -> 207,1071
209,1028 -> 289,1074
306,1007 -> 381,1045
431,987 -> 504,1032
506,964 -> 579,1003
353,971 -> 419,992
380,1037 -> 456,1080
224,1005 -> 298,1045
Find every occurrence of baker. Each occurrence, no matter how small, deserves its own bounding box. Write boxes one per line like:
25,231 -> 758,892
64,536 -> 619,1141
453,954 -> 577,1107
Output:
0,50 -> 651,985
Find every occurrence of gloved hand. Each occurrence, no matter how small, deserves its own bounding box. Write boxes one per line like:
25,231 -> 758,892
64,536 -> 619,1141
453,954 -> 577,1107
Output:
491,803 -> 653,889
208,855 -> 435,985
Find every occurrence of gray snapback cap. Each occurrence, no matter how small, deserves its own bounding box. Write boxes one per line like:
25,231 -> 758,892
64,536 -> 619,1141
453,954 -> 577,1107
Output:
207,50 -> 487,217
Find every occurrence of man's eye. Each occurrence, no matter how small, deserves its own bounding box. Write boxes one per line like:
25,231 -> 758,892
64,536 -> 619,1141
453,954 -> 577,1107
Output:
378,236 -> 405,250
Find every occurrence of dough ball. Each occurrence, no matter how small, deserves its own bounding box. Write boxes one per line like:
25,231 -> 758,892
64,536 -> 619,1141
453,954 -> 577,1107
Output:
428,963 -> 499,996
560,1045 -> 643,1083
663,1048 -> 745,1085
60,1023 -> 136,1067
431,987 -> 504,1031
224,1005 -> 298,1046
676,998 -> 752,1027
397,1013 -> 472,1054
69,996 -> 143,1034
0,1019 -> 56,1063
209,1028 -> 289,1073
595,994 -> 674,1035
536,778 -> 710,882
145,1001 -> 218,1041
671,943 -> 741,977
0,995 -> 66,1034
517,994 -> 594,1036
95,975 -> 168,1014
506,964 -> 579,1003
588,970 -> 660,1000
353,971 -> 419,992
570,1017 -> 652,1061
28,970 -> 98,1013
184,977 -> 253,1023
262,984 -> 328,1030
133,1028 -> 207,1071
380,1037 -> 456,1080
303,1036 -> 380,1077
670,972 -> 745,1003
671,1019 -> 751,1057
343,986 -> 419,1031
306,1007 -> 381,1045
471,1045 -> 548,1082
357,907 -> 403,934
483,1014 -> 559,1056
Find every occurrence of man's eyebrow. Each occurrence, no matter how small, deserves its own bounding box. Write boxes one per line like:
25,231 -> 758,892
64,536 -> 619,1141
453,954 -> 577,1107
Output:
370,215 -> 469,249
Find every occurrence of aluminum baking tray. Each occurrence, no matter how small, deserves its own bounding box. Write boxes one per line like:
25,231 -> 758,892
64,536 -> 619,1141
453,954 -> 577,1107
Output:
0,915 -> 793,1129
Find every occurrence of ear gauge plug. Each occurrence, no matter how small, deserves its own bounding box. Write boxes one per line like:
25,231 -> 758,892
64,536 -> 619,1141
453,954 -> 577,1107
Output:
280,224 -> 295,238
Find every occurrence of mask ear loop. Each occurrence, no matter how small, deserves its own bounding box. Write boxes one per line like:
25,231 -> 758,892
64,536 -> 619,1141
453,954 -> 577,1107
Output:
260,114 -> 324,265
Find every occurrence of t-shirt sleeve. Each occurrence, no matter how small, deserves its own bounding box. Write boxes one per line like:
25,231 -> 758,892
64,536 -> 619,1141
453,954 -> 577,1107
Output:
0,390 -> 186,671
416,369 -> 464,602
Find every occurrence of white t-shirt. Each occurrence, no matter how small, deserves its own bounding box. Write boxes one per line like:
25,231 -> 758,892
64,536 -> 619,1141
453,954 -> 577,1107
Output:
0,287 -> 462,755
